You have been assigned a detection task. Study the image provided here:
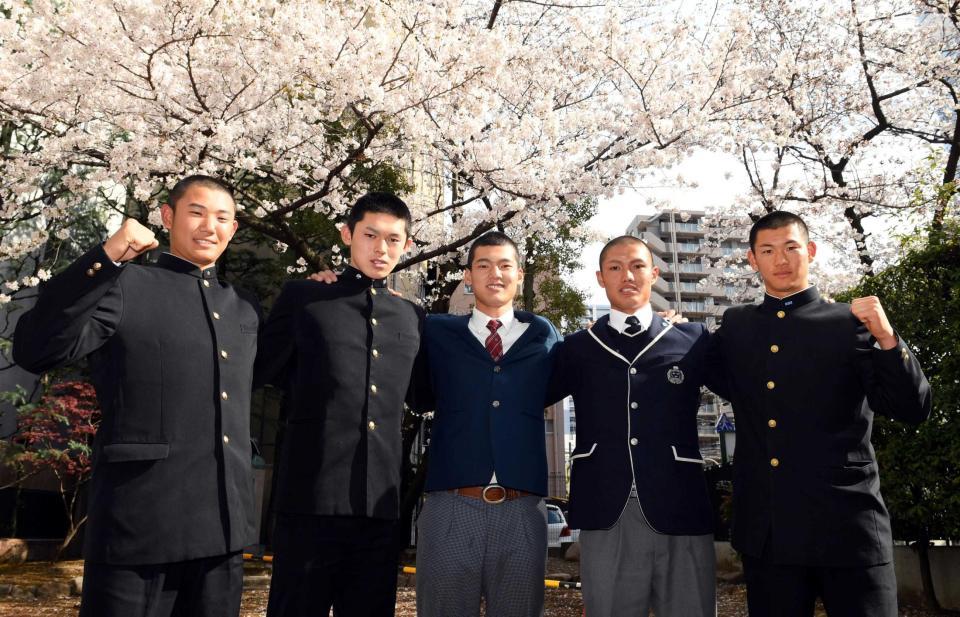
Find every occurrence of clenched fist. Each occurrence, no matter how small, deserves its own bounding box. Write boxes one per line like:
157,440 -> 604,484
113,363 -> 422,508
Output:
103,219 -> 159,263
850,296 -> 897,350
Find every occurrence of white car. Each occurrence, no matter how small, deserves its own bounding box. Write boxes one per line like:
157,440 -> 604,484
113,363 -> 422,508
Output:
546,504 -> 576,548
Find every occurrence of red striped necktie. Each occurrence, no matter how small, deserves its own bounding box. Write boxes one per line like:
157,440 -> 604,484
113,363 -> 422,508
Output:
485,319 -> 504,361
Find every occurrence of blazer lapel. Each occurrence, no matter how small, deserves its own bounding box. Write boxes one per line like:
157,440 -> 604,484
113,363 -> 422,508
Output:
588,313 -> 674,365
453,315 -> 492,360
501,311 -> 547,364
628,315 -> 673,364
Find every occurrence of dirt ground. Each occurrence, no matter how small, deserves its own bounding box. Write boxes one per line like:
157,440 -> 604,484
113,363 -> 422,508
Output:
0,559 -> 952,616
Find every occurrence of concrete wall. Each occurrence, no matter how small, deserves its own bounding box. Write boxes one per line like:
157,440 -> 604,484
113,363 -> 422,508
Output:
892,545 -> 960,610
715,541 -> 960,610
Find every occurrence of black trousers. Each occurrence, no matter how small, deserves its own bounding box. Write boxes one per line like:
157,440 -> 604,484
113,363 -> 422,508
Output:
79,552 -> 243,617
742,552 -> 897,617
266,514 -> 399,617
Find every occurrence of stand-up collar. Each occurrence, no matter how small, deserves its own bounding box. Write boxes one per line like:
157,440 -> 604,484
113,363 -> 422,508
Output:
761,286 -> 819,312
341,265 -> 388,288
157,252 -> 218,281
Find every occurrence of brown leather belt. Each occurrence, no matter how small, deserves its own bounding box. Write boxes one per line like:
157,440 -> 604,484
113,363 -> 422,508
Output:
449,485 -> 532,504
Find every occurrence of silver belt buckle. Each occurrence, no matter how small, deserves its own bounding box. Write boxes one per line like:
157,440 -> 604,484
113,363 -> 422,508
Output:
481,484 -> 507,504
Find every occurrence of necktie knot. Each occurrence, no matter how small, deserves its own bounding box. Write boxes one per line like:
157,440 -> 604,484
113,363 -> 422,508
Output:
624,315 -> 643,335
487,319 -> 503,334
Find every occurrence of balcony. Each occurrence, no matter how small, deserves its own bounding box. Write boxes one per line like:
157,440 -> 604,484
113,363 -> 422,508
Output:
640,231 -> 667,254
661,221 -> 703,234
650,290 -> 671,311
652,254 -> 671,272
666,242 -> 704,255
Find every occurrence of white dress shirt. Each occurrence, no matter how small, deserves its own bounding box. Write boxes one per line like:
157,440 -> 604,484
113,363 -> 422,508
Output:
468,307 -> 529,485
468,308 -> 528,355
607,304 -> 654,335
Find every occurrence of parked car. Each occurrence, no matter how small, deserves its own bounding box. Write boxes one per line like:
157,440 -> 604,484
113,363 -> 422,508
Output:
547,503 -> 576,548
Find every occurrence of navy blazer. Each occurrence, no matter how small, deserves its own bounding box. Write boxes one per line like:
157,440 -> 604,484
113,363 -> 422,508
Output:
709,287 -> 931,566
415,311 -> 561,496
550,315 -> 715,535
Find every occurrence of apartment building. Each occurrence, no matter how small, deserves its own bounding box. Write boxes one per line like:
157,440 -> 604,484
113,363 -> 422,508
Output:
623,209 -> 757,463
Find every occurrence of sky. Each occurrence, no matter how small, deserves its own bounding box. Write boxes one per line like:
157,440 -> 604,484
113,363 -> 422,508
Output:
573,149 -> 751,305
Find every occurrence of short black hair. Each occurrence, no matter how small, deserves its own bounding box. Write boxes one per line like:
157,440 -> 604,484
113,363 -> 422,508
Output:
466,231 -> 521,268
347,192 -> 412,236
598,235 -> 653,269
749,211 -> 809,251
167,175 -> 235,210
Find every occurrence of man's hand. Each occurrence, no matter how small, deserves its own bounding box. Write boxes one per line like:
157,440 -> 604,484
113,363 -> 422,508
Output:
657,309 -> 688,324
308,270 -> 339,284
850,296 -> 897,350
103,219 -> 159,263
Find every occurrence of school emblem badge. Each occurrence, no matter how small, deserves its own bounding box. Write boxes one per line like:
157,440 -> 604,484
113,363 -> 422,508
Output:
667,365 -> 684,384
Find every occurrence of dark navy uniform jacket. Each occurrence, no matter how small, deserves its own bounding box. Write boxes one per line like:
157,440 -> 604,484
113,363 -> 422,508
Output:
550,314 -> 716,534
708,287 -> 931,566
415,312 -> 561,496
255,266 -> 423,520
14,246 -> 260,565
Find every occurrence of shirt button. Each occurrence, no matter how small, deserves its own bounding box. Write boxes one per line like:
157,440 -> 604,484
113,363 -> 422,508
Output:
203,280 -> 211,288
630,402 -> 638,409
221,391 -> 229,400
93,262 -> 102,271
766,381 -> 776,390
220,350 -> 228,359
768,419 -> 777,428
770,344 -> 779,353
630,437 -> 639,446
371,288 -> 377,296
629,367 -> 637,375
493,366 -> 501,373
223,435 -> 230,444
777,310 -> 786,318
370,384 -> 377,394
86,268 -> 95,277
368,420 -> 376,430
372,349 -> 379,358
371,318 -> 378,326
212,311 -> 221,320
492,400 -> 500,408
770,457 -> 780,467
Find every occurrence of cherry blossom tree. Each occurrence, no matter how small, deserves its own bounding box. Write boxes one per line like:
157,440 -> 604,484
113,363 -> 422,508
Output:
0,0 -> 760,302
720,0 -> 959,278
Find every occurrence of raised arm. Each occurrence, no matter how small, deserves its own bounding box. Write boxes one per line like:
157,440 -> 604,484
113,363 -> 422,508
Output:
13,220 -> 158,373
851,296 -> 931,425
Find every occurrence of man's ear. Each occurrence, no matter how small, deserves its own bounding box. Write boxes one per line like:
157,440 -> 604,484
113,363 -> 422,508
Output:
807,241 -> 817,261
595,270 -> 605,288
160,204 -> 174,231
403,237 -> 413,252
340,224 -> 353,246
463,267 -> 473,288
747,250 -> 759,272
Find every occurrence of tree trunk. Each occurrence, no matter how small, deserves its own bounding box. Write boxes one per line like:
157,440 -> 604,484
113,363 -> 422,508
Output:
57,514 -> 87,561
522,238 -> 536,312
915,527 -> 941,610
